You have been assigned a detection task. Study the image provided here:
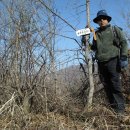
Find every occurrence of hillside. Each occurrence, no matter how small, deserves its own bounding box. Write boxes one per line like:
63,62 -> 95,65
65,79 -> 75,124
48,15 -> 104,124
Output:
0,63 -> 130,129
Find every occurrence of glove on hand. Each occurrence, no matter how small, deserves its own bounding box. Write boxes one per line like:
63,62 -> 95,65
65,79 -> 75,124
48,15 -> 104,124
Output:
120,56 -> 128,69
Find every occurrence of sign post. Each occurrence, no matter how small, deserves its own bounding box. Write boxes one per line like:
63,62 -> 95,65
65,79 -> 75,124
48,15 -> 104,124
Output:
85,0 -> 95,109
76,0 -> 95,110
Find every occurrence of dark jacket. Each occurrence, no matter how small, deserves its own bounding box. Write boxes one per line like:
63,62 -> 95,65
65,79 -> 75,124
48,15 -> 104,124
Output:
91,24 -> 128,62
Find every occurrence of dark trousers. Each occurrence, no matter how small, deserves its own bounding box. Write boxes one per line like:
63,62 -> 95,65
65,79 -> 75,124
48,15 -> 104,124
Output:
98,57 -> 125,112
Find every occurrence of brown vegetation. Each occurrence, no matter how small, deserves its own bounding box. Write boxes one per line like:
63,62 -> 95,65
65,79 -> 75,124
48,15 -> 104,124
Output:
0,0 -> 130,130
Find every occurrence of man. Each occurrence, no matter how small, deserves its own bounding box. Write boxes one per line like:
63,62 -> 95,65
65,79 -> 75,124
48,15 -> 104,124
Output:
91,10 -> 128,114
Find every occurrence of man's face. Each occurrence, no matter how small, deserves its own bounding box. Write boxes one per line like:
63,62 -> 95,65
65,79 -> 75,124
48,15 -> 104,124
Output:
97,16 -> 109,27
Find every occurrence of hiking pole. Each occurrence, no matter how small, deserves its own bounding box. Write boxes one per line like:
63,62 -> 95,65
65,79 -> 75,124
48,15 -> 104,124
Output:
85,0 -> 95,109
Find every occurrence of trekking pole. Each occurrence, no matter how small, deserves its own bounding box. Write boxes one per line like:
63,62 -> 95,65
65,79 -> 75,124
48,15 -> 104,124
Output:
85,0 -> 95,109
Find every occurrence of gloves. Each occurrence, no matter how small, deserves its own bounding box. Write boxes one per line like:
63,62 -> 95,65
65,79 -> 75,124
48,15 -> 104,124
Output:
120,56 -> 128,69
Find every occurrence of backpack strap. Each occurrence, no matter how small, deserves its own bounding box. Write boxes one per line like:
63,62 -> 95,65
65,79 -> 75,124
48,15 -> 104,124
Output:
111,25 -> 121,48
112,26 -> 117,38
111,25 -> 123,58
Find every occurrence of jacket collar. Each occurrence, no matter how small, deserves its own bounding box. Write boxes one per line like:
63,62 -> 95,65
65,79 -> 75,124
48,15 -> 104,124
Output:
98,24 -> 111,31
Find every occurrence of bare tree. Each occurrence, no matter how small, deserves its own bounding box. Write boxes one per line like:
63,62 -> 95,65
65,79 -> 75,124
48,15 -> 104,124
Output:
0,0 -> 60,114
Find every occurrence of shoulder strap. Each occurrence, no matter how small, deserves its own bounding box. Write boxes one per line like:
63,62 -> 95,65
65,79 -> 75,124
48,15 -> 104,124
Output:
111,26 -> 118,39
112,25 -> 123,39
111,25 -> 121,48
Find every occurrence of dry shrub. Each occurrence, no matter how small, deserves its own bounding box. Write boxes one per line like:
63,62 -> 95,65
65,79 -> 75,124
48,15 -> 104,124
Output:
0,64 -> 130,129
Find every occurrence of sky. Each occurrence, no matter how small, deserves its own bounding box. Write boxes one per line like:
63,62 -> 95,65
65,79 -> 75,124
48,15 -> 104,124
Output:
50,0 -> 130,67
0,0 -> 129,68
54,0 -> 130,27
54,0 -> 130,48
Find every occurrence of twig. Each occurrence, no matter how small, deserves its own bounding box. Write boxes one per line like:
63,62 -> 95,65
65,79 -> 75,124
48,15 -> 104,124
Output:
0,92 -> 15,115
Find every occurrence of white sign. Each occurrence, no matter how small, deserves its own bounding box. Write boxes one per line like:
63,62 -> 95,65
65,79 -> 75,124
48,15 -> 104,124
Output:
76,28 -> 91,36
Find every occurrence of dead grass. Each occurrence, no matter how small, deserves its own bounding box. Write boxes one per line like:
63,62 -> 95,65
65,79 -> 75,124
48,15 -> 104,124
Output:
0,101 -> 130,130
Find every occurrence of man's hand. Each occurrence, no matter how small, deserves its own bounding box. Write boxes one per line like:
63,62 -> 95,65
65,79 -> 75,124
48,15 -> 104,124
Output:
90,27 -> 95,33
90,27 -> 96,40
